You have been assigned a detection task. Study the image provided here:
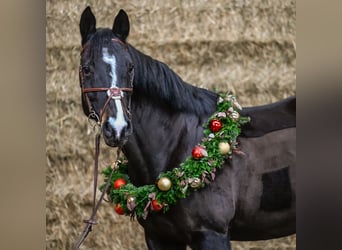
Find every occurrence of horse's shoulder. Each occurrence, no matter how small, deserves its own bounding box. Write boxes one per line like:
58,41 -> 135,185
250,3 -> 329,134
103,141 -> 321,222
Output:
239,96 -> 296,137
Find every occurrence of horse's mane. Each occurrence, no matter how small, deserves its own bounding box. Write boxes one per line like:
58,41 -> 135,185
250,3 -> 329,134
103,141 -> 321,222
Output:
128,45 -> 218,116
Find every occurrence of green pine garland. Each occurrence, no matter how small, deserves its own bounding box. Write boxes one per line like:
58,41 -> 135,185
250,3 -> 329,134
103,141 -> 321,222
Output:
100,93 -> 250,219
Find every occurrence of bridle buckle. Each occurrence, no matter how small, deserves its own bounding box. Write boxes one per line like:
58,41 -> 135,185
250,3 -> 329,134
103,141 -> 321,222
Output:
107,88 -> 122,100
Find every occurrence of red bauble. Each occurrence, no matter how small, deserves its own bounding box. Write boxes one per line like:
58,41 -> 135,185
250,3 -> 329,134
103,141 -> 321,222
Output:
192,146 -> 205,160
151,199 -> 163,211
209,119 -> 222,132
113,178 -> 127,189
114,203 -> 125,215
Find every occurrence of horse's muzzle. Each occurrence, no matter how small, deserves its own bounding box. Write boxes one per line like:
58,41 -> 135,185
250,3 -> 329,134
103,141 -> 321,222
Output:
101,119 -> 132,147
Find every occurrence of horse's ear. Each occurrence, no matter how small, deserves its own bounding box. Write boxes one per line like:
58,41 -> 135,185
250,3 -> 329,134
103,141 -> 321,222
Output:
80,6 -> 96,46
112,9 -> 130,42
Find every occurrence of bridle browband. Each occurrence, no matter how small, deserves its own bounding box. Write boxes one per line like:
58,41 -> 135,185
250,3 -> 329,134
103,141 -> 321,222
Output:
73,38 -> 134,250
79,37 -> 134,126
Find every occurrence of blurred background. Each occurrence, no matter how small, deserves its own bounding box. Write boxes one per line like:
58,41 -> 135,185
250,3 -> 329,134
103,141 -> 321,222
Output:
46,0 -> 296,249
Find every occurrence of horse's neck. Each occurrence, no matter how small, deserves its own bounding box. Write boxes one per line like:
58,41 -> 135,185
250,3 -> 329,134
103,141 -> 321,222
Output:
122,46 -> 218,185
123,96 -> 207,185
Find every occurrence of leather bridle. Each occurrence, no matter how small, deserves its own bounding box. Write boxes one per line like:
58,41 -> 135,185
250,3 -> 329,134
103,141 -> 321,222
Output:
79,38 -> 134,126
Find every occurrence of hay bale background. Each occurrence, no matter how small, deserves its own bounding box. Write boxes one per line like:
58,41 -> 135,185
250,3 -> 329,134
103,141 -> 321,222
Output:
46,0 -> 296,249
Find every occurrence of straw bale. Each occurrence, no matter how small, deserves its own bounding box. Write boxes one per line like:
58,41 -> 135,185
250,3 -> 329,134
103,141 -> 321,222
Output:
46,0 -> 296,249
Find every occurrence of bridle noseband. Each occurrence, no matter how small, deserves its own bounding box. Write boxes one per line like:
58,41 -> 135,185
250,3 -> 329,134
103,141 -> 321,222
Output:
81,85 -> 133,125
79,38 -> 134,126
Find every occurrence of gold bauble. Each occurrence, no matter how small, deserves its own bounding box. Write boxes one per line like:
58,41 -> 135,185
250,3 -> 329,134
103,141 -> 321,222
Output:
190,178 -> 201,188
157,177 -> 172,191
229,111 -> 240,121
219,142 -> 231,155
127,196 -> 135,203
126,196 -> 136,211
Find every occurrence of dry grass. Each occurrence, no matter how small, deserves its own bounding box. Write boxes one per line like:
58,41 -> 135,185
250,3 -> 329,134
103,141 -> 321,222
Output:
46,0 -> 296,249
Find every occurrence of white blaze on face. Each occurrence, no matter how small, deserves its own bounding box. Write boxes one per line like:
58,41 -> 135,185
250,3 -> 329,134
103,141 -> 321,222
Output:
102,48 -> 127,139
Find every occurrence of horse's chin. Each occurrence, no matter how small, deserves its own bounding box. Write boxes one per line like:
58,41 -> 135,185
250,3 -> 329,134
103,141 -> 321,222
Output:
103,134 -> 128,148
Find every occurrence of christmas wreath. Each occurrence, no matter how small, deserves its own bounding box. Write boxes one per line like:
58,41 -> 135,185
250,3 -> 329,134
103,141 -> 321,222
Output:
100,93 -> 250,219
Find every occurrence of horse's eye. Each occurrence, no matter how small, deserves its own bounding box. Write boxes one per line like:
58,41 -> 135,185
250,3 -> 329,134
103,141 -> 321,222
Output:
82,65 -> 91,76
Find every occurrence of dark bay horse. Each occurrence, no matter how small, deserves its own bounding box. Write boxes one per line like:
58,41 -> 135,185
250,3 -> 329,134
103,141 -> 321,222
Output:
78,6 -> 296,250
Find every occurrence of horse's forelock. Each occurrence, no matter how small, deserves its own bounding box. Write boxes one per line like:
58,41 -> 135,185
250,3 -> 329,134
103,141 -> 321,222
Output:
84,29 -> 116,56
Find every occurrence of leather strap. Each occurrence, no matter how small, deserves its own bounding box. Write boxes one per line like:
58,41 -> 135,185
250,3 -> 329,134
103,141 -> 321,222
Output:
73,135 -> 122,250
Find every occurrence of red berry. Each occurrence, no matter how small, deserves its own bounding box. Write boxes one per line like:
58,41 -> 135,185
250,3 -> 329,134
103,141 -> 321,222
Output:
114,203 -> 125,215
113,178 -> 127,189
209,119 -> 222,132
151,199 -> 163,211
192,146 -> 203,160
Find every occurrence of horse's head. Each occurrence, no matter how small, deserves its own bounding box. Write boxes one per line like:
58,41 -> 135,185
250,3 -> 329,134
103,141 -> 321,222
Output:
79,7 -> 134,147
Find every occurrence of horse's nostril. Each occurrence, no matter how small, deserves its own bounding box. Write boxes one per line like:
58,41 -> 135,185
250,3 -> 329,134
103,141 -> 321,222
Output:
102,121 -> 113,136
